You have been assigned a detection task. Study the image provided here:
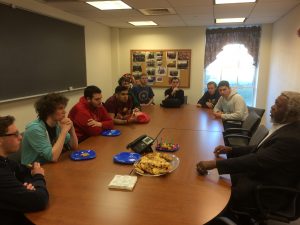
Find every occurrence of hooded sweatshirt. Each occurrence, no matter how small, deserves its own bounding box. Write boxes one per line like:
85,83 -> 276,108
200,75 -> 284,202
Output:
213,89 -> 248,121
68,96 -> 114,142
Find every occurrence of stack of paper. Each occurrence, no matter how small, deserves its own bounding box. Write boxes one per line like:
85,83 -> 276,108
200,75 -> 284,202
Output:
108,175 -> 138,191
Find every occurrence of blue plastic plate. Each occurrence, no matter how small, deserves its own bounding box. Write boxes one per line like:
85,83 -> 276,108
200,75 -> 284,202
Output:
113,152 -> 141,164
101,129 -> 121,137
70,150 -> 96,161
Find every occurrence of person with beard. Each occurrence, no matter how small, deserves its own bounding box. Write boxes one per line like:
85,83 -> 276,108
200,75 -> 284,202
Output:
197,91 -> 300,222
68,86 -> 113,142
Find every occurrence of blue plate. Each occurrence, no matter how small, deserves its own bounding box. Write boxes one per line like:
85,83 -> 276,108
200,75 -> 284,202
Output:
70,150 -> 96,161
113,152 -> 141,164
101,129 -> 121,137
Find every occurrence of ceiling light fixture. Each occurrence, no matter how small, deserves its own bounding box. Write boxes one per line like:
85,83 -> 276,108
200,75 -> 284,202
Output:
86,1 -> 131,10
215,18 -> 246,23
129,21 -> 158,26
215,0 -> 256,4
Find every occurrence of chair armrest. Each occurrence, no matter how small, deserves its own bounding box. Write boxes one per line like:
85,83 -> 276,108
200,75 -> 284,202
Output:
223,128 -> 251,135
223,134 -> 250,146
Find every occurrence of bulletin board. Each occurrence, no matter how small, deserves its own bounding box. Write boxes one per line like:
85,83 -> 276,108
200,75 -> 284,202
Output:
130,49 -> 191,88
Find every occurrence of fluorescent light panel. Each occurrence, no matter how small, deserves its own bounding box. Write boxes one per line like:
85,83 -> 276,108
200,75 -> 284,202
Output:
215,0 -> 256,4
129,21 -> 157,26
215,18 -> 246,23
86,1 -> 131,10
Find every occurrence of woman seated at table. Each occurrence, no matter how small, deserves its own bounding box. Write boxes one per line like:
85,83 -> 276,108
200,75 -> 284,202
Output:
21,93 -> 78,165
161,77 -> 185,107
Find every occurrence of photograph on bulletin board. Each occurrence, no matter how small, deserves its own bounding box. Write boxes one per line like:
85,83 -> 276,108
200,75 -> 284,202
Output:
130,49 -> 191,88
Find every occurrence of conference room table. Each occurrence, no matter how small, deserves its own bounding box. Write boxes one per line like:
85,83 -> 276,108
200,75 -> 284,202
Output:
27,104 -> 231,225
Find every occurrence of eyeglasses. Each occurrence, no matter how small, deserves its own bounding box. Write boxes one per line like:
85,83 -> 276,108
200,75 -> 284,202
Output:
0,131 -> 21,137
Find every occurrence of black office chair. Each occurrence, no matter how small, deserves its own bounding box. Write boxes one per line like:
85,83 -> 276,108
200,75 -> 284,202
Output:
212,182 -> 300,225
222,106 -> 265,131
223,124 -> 269,147
247,106 -> 265,118
223,112 -> 262,146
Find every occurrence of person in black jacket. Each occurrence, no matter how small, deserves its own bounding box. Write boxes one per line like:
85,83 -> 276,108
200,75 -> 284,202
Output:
196,91 -> 300,221
163,77 -> 185,106
197,81 -> 220,109
0,115 -> 49,225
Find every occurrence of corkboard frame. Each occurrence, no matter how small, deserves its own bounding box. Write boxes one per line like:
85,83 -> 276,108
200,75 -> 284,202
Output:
130,49 -> 191,88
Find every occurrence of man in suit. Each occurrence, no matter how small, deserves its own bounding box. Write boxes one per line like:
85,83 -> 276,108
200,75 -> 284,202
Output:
197,91 -> 300,216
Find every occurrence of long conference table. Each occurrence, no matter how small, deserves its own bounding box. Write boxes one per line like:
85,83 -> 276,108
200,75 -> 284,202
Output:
27,104 -> 231,225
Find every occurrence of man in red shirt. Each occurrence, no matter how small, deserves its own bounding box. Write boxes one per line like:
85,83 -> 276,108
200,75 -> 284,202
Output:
104,86 -> 139,125
68,86 -> 113,142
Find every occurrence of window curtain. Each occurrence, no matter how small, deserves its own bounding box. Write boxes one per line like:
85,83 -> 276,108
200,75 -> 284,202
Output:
204,26 -> 261,68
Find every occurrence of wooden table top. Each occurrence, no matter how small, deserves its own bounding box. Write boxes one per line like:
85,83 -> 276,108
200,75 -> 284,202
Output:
27,105 -> 230,225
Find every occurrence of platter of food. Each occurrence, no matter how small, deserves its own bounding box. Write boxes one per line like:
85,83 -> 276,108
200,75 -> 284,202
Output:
133,152 -> 179,176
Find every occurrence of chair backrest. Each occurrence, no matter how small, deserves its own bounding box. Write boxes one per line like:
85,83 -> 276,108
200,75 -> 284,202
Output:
183,96 -> 188,104
241,111 -> 261,135
249,124 -> 269,146
247,106 -> 265,118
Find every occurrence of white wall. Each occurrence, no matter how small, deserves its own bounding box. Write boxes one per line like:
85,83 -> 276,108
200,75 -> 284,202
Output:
266,4 -> 300,127
0,0 -> 113,131
116,26 -> 273,106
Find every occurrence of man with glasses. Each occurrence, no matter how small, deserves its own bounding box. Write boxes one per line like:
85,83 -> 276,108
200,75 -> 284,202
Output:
0,116 -> 49,225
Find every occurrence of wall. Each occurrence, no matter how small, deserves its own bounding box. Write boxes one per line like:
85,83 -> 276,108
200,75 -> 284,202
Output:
116,25 -> 273,107
116,27 -> 206,105
0,0 -> 113,131
266,4 -> 300,127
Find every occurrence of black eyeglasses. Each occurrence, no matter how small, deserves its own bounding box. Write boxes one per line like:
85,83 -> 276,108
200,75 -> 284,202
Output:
0,131 -> 21,137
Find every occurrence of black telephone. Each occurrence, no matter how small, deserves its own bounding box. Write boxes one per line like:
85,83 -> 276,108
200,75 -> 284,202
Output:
126,134 -> 154,154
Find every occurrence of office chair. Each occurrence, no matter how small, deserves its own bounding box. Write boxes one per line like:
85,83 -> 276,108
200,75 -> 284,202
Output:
222,106 -> 265,130
247,106 -> 265,118
223,124 -> 269,147
213,182 -> 300,225
184,96 -> 188,104
223,112 -> 262,146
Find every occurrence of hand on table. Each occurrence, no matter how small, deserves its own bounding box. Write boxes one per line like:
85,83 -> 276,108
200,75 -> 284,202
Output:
196,160 -> 217,176
206,102 -> 214,109
213,111 -> 223,119
31,162 -> 45,176
214,145 -> 232,157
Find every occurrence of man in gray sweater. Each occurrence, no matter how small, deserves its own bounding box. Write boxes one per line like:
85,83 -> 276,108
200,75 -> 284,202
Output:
213,80 -> 248,121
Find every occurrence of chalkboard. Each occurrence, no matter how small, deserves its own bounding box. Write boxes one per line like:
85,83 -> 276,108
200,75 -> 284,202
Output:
0,3 -> 87,102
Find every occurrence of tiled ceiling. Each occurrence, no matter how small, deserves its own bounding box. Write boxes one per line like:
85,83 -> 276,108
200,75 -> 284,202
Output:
37,0 -> 300,28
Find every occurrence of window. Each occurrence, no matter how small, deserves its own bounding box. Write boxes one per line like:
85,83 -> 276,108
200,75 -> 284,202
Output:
204,44 -> 257,106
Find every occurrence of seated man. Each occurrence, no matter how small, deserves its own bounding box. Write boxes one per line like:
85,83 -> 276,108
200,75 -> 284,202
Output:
104,86 -> 139,125
197,81 -> 220,109
118,75 -> 140,108
68,85 -> 113,142
213,80 -> 248,121
0,116 -> 49,225
162,77 -> 185,106
197,91 -> 300,219
21,93 -> 78,164
132,74 -> 155,106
